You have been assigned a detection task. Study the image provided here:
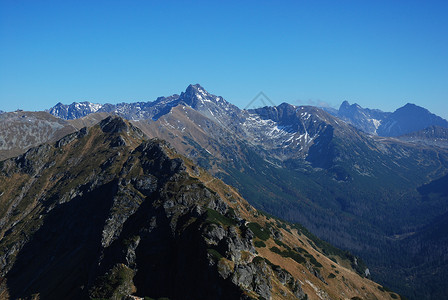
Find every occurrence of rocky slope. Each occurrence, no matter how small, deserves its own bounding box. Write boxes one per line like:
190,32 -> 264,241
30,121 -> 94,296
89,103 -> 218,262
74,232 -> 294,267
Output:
0,117 -> 397,300
0,111 -> 114,162
0,111 -> 77,161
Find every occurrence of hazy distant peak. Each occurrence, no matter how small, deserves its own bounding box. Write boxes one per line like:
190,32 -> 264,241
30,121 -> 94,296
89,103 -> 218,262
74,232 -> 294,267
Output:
339,100 -> 350,109
377,103 -> 448,136
339,101 -> 362,111
396,103 -> 427,113
403,102 -> 418,107
278,102 -> 296,109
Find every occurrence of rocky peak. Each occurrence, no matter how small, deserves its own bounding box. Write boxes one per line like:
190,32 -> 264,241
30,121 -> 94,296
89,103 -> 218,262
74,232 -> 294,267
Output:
100,116 -> 131,133
339,100 -> 351,110
186,83 -> 206,94
101,116 -> 145,137
178,84 -> 214,108
338,101 -> 363,115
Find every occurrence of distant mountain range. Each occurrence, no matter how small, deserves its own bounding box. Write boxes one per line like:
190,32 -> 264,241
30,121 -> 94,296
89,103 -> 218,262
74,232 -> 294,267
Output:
328,101 -> 448,137
1,85 -> 448,299
48,90 -> 448,141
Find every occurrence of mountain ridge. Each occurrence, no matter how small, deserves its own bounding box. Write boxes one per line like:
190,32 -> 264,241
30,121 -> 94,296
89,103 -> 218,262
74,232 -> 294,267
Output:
0,116 -> 397,300
46,86 -> 448,141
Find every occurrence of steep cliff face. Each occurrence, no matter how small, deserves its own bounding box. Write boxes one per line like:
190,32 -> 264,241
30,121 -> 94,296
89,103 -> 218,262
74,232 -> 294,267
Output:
0,117 -> 398,300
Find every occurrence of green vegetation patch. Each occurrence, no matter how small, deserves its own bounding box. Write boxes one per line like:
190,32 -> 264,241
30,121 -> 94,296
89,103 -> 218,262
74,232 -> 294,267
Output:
252,256 -> 266,265
207,248 -> 224,261
269,246 -> 306,264
270,245 -> 322,267
206,208 -> 237,227
254,256 -> 281,270
294,246 -> 309,254
304,253 -> 323,268
247,222 -> 270,241
226,207 -> 238,220
274,239 -> 291,250
270,246 -> 282,255
254,240 -> 266,248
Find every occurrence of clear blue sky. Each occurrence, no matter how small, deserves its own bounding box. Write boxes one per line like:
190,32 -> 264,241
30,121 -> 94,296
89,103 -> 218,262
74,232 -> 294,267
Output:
1,0 -> 447,118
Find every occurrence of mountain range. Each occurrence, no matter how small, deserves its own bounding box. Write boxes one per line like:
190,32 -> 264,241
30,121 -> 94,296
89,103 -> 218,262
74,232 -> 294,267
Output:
1,84 -> 448,299
330,101 -> 448,137
48,92 -> 448,141
0,116 -> 398,300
